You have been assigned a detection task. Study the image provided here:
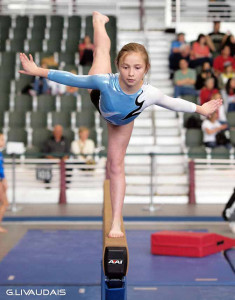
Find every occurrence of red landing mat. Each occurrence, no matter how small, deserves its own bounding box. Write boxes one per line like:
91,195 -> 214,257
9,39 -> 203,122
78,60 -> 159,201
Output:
151,231 -> 235,257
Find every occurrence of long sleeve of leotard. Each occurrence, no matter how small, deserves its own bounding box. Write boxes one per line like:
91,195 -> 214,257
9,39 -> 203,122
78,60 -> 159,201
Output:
146,85 -> 197,113
47,70 -> 108,90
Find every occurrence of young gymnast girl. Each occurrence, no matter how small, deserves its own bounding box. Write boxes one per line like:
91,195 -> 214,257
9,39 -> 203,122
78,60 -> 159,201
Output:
19,12 -> 222,238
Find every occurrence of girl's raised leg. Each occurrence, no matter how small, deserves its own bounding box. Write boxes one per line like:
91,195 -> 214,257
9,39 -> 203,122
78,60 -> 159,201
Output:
88,12 -> 111,79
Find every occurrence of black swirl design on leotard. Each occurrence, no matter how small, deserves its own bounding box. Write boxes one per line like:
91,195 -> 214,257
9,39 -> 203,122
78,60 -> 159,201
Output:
122,91 -> 145,120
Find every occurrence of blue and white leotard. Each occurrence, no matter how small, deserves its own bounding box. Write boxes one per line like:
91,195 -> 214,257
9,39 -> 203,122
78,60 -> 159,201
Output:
0,152 -> 5,179
48,70 -> 196,126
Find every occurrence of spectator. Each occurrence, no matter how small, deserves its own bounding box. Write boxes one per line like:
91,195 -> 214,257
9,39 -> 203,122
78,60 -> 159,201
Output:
195,61 -> 218,90
0,133 -> 9,233
213,45 -> 235,76
71,126 -> 95,162
190,34 -> 212,68
169,42 -> 191,76
224,78 -> 235,112
218,61 -> 235,89
79,35 -> 94,66
174,59 -> 197,98
65,70 -> 79,96
43,125 -> 70,159
208,21 -> 226,54
202,111 -> 230,149
222,34 -> 235,57
199,77 -> 219,105
33,62 -> 50,95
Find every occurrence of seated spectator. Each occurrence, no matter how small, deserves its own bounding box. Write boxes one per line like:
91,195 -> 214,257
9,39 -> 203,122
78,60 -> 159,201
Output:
195,61 -> 218,90
190,34 -> 212,68
207,21 -> 226,54
79,35 -> 94,66
65,70 -> 79,96
71,126 -> 95,162
43,125 -> 70,159
33,63 -> 50,95
174,59 -> 197,98
213,45 -> 235,76
222,34 -> 235,57
199,77 -> 219,105
169,33 -> 189,71
218,61 -> 235,89
202,111 -> 230,149
224,78 -> 235,112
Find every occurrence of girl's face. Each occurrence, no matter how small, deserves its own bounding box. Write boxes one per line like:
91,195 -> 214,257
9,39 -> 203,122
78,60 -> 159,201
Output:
0,135 -> 5,149
118,52 -> 148,91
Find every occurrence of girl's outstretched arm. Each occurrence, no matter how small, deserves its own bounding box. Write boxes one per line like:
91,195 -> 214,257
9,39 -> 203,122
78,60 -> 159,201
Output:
19,53 -> 49,77
19,53 -> 106,90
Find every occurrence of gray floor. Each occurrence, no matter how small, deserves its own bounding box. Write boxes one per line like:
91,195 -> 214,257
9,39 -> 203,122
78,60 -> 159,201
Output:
0,203 -> 233,262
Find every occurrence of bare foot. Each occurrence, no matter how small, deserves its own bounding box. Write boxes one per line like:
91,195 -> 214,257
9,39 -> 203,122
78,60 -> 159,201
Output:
93,11 -> 109,25
108,221 -> 124,238
0,226 -> 7,233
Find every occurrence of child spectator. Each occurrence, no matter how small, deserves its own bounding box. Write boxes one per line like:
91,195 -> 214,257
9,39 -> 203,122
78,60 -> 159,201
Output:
199,77 -> 219,105
195,61 -> 218,90
190,34 -> 212,68
79,35 -> 94,66
0,133 -> 9,233
202,111 -> 230,148
213,45 -> 235,76
173,59 -> 197,98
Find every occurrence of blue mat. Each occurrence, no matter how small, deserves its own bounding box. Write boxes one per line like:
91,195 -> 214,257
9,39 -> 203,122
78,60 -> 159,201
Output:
0,230 -> 234,286
0,286 -> 235,300
226,249 -> 235,272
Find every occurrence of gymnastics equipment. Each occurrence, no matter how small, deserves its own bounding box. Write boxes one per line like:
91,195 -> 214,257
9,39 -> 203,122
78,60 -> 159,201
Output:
102,180 -> 128,300
151,231 -> 235,258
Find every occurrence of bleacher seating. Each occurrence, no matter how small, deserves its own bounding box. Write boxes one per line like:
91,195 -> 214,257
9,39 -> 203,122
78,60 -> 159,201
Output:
0,14 -> 117,155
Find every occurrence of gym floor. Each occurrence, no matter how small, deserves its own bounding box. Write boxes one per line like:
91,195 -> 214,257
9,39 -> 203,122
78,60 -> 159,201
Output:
0,203 -> 233,262
0,203 -> 234,300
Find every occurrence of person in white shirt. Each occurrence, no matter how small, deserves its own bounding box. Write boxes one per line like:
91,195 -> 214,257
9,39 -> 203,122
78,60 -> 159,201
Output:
71,127 -> 95,162
202,111 -> 228,148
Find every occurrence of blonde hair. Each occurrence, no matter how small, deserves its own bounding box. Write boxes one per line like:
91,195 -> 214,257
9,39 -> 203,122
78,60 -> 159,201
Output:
79,126 -> 89,133
116,43 -> 150,71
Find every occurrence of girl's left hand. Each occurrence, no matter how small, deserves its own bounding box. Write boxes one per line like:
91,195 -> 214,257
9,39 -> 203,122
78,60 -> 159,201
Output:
200,98 -> 223,117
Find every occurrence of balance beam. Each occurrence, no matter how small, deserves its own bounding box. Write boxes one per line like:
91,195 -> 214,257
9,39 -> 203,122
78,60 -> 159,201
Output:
102,179 -> 128,300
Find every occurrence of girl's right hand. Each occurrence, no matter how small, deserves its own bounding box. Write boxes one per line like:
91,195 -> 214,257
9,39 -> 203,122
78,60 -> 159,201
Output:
19,53 -> 39,76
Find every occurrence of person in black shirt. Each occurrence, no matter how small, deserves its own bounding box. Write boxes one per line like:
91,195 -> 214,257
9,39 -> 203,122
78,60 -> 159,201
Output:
208,21 -> 226,54
43,125 -> 70,159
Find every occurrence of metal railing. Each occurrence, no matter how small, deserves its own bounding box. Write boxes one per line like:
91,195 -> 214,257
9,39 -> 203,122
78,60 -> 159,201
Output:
3,152 -> 235,211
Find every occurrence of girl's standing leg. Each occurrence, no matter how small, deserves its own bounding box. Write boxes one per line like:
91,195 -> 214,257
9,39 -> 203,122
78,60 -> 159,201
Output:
106,122 -> 134,237
0,181 -> 9,233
